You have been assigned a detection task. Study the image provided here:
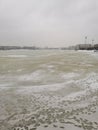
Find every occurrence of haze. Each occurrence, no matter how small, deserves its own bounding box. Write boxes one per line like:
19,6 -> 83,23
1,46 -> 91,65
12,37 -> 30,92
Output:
0,0 -> 97,47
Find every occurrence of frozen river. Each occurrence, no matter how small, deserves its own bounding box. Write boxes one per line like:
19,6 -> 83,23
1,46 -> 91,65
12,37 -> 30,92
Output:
0,50 -> 98,130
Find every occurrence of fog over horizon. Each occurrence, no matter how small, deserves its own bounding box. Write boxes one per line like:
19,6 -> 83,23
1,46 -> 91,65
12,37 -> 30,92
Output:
0,0 -> 98,47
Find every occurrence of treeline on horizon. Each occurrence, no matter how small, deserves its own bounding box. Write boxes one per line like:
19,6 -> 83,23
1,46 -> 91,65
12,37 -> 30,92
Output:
0,46 -> 39,50
0,44 -> 98,50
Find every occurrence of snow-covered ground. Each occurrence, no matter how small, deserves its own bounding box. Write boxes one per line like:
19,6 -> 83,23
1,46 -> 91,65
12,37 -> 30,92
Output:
0,50 -> 98,130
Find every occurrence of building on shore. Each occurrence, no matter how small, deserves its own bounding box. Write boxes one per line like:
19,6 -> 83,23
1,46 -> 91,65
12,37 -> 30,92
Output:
74,44 -> 94,50
94,44 -> 98,50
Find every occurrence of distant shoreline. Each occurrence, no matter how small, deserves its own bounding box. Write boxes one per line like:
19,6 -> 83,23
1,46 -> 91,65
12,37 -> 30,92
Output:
0,46 -> 63,50
0,46 -> 39,50
0,44 -> 98,50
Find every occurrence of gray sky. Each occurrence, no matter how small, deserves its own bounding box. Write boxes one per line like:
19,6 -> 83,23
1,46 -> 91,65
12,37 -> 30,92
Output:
0,0 -> 97,47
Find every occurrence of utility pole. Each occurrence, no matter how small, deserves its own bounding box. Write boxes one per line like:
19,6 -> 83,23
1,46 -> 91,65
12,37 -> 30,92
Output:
85,36 -> 87,44
92,39 -> 94,44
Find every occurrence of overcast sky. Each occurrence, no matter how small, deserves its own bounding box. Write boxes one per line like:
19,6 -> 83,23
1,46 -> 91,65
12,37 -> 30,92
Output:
0,0 -> 97,47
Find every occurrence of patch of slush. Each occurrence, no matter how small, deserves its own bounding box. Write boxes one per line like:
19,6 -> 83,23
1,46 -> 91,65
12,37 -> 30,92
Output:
0,83 -> 12,90
61,72 -> 80,80
18,71 -> 81,83
0,55 -> 27,58
17,72 -> 98,101
40,64 -> 54,69
61,72 -> 98,101
76,72 -> 98,90
17,69 -> 23,72
18,70 -> 44,81
16,82 -> 66,94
